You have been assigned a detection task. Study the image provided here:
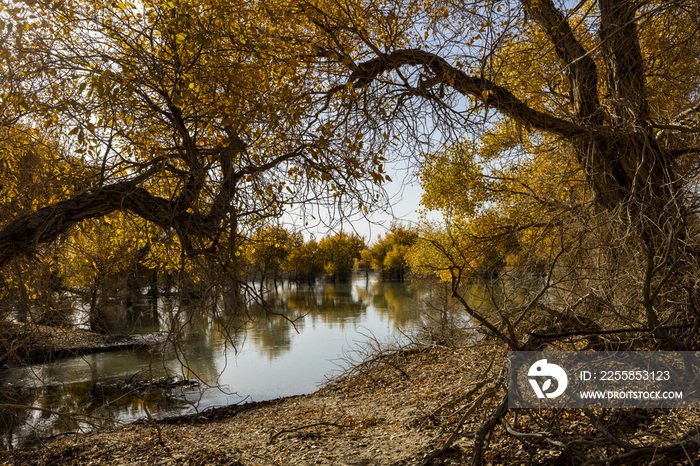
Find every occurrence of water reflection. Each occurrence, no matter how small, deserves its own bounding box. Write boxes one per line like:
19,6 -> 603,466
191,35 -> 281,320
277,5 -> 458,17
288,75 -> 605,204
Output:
0,275 -> 430,449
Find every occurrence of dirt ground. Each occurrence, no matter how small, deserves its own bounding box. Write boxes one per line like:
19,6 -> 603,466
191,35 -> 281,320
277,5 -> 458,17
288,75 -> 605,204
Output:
3,341 -> 698,465
0,343 -> 509,465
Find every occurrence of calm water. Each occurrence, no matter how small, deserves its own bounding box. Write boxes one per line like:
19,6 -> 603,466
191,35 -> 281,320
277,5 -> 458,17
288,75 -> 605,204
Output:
0,276 -> 439,448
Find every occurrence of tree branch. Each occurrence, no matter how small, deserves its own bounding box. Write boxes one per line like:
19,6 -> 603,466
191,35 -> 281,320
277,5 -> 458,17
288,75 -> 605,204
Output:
0,163 -> 217,267
346,49 -> 586,138
518,0 -> 602,123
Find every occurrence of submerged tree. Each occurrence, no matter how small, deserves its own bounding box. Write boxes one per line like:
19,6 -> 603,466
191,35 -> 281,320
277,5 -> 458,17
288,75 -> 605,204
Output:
318,232 -> 364,282
285,237 -> 325,284
244,224 -> 299,292
369,224 -> 418,280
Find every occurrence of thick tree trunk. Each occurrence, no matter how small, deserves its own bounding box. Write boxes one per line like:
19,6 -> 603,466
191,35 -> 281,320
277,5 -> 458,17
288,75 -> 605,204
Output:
0,175 -> 214,268
0,184 -> 127,267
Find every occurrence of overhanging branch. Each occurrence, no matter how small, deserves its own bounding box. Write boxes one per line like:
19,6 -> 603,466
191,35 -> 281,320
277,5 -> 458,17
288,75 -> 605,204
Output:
346,49 -> 586,138
0,165 -> 213,267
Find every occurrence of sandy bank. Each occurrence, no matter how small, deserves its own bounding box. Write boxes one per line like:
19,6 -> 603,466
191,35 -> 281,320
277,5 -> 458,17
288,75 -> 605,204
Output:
1,344 -> 504,465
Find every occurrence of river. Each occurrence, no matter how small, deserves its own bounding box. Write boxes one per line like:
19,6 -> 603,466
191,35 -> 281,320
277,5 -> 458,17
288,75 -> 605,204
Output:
0,276 -> 444,449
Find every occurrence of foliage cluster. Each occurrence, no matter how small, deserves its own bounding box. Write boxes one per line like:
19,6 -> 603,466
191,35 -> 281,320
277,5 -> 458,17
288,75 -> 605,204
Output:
245,227 -> 365,286
362,225 -> 418,280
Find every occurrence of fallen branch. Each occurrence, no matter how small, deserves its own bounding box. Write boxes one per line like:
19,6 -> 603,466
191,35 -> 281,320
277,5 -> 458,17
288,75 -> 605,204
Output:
471,393 -> 509,466
268,418 -> 355,444
422,370 -> 506,465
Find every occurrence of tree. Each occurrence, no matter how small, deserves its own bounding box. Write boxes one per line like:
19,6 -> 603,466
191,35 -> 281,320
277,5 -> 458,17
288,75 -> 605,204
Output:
369,224 -> 418,280
59,213 -> 173,332
0,125 -> 88,325
298,0 -> 700,463
0,0 -> 392,277
302,0 -> 700,345
285,237 -> 324,284
355,247 -> 373,280
318,232 -> 364,282
0,0 -> 395,441
244,224 -> 296,292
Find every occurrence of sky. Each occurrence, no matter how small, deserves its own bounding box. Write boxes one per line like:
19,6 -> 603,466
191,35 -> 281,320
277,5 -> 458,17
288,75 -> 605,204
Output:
285,160 -> 444,244
360,168 -> 442,242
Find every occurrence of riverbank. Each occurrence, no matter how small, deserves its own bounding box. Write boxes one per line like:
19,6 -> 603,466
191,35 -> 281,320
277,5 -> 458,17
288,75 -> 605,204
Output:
4,341 -> 700,464
0,322 -> 167,365
0,343 -> 511,465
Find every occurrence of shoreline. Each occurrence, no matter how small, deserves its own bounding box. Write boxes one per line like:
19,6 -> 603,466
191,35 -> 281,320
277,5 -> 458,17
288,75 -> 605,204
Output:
1,343 -> 502,465
4,339 -> 699,464
0,322 -> 167,366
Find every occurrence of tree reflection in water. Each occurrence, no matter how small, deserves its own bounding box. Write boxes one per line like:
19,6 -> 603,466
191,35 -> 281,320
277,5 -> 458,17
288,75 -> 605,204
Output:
0,275 -> 434,449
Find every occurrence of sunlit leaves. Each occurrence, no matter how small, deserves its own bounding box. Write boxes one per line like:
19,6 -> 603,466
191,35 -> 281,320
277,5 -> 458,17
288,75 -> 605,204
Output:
368,225 -> 418,279
0,126 -> 87,224
0,0 -> 397,276
413,117 -> 586,280
244,225 -> 297,284
318,232 -> 364,282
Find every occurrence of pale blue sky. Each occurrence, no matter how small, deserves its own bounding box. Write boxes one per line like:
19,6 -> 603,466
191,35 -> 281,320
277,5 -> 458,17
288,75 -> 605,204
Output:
285,162 -> 443,244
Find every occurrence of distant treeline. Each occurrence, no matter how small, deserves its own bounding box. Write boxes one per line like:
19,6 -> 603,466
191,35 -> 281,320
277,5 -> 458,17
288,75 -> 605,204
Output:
244,224 -> 418,286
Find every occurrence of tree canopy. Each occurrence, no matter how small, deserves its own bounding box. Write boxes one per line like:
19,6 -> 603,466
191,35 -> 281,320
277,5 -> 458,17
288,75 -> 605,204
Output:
289,0 -> 700,462
0,0 -> 391,271
301,0 -> 700,346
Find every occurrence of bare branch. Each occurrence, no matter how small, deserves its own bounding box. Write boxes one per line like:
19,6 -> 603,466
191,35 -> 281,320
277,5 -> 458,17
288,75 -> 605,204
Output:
345,49 -> 586,138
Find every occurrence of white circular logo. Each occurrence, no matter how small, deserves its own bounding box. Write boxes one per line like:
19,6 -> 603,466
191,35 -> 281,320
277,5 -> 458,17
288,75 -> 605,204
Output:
528,359 -> 568,399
